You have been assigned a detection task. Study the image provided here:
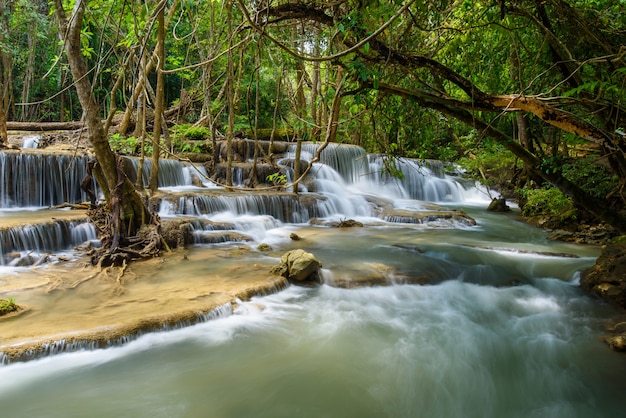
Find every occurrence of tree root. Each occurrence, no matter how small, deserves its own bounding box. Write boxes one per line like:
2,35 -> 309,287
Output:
87,204 -> 165,267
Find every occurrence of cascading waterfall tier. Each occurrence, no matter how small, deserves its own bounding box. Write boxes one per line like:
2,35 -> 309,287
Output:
122,157 -> 197,188
0,151 -> 94,208
287,142 -> 482,203
0,219 -> 97,266
159,192 -> 327,223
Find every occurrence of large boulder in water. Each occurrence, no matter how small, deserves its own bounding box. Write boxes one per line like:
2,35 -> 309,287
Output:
271,249 -> 322,283
487,197 -> 510,212
580,243 -> 626,309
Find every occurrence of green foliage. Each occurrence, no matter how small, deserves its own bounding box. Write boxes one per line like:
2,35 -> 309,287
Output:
109,134 -> 151,155
173,124 -> 211,141
457,136 -> 518,186
0,297 -> 18,316
519,186 -> 577,222
266,172 -> 287,185
561,157 -> 616,200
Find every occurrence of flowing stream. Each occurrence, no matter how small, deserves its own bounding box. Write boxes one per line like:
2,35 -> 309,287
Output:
1,145 -> 626,417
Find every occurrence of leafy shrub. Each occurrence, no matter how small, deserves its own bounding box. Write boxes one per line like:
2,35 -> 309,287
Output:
171,125 -> 213,154
561,157 -> 616,199
457,139 -> 518,188
109,134 -> 151,155
518,186 -> 577,222
173,125 -> 211,141
266,172 -> 287,185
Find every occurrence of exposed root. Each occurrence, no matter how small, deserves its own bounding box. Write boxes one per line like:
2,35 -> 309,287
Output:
87,204 -> 165,267
116,260 -> 127,284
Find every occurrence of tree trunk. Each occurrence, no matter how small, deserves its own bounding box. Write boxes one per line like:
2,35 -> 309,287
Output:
225,0 -> 235,189
53,0 -> 151,245
149,3 -> 165,193
0,2 -> 12,146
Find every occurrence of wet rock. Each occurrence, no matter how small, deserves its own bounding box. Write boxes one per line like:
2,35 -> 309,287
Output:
547,225 -> 618,245
160,220 -> 195,248
326,262 -> 429,288
331,219 -> 364,228
487,197 -> 510,212
196,231 -> 252,245
606,335 -> 626,352
257,243 -> 273,252
270,249 -> 322,283
580,243 -> 626,309
290,233 -> 302,241
10,254 -> 39,267
382,208 -> 476,226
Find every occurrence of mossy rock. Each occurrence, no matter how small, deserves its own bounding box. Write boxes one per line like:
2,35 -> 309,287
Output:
0,299 -> 19,316
581,243 -> 626,309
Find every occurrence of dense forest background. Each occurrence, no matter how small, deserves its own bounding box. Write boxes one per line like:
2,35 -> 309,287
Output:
1,0 -> 625,234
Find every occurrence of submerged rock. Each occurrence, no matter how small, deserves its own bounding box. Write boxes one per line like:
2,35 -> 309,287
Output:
289,233 -> 302,241
381,208 -> 476,226
270,249 -> 322,283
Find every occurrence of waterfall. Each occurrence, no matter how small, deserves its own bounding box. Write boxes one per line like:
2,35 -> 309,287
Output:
1,303 -> 235,364
0,219 -> 97,265
161,193 -> 319,223
0,152 -> 94,208
122,157 -> 191,188
288,143 -> 370,184
0,144 -> 489,265
367,156 -> 470,202
285,142 -> 487,210
21,136 -> 41,149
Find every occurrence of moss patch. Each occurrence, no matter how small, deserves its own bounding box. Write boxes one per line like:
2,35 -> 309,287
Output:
0,299 -> 19,316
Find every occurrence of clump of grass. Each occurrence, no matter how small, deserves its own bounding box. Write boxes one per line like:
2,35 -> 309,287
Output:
0,297 -> 18,316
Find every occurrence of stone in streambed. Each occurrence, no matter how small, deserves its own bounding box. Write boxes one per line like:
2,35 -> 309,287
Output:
270,249 -> 322,283
580,243 -> 626,309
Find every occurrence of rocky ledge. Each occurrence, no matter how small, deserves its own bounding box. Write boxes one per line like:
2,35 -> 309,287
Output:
580,242 -> 626,351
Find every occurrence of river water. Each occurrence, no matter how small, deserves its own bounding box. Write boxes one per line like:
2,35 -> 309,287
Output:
1,146 -> 626,417
1,206 -> 625,417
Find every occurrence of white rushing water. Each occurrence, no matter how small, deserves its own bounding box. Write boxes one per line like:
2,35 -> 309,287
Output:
0,263 -> 624,417
1,144 -> 626,417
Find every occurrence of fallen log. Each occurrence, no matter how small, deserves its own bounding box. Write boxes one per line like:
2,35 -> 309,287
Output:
7,121 -> 86,131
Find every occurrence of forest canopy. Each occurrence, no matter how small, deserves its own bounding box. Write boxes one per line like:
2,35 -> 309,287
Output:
1,0 -> 625,232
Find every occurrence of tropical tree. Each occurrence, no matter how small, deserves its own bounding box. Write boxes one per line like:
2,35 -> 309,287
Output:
238,0 -> 626,232
52,0 -> 154,266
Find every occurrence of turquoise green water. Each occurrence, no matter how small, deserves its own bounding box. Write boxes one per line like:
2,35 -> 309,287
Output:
1,209 -> 625,418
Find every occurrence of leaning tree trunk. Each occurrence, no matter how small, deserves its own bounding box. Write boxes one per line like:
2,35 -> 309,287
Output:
149,3 -> 165,193
53,0 -> 152,262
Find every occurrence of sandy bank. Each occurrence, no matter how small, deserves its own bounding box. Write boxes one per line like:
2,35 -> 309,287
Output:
0,248 -> 288,363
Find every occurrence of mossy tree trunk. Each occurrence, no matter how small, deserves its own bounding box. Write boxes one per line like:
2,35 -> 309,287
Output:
53,0 -> 152,254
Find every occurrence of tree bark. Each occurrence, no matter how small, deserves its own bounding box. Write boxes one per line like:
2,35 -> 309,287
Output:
0,0 -> 12,146
149,3 -> 165,193
225,0 -> 235,189
53,0 -> 151,241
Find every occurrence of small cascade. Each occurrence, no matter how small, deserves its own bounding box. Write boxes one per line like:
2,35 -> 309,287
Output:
21,135 -> 41,149
367,156 -> 470,202
122,157 -> 191,188
0,152 -> 94,208
288,143 -> 369,183
287,143 -> 484,205
166,194 -> 321,223
0,220 -> 97,266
